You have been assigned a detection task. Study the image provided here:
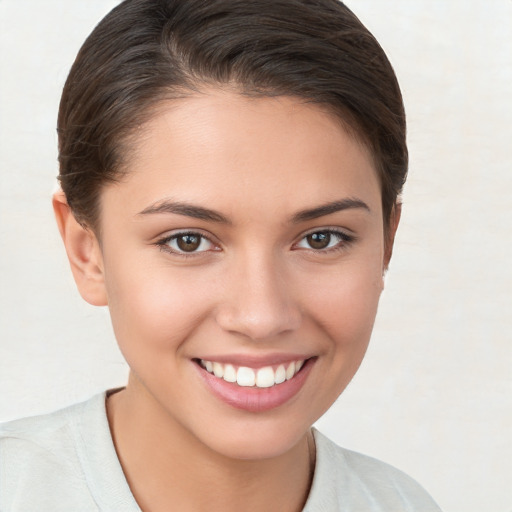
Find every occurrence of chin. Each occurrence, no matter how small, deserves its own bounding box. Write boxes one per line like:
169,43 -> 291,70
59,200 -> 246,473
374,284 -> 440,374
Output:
194,415 -> 311,461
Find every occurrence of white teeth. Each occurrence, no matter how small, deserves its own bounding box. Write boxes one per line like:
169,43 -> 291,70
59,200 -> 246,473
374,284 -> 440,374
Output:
256,366 -> 275,388
237,367 -> 256,387
275,364 -> 286,384
223,364 -> 237,383
213,362 -> 224,378
285,362 -> 296,380
200,359 -> 306,387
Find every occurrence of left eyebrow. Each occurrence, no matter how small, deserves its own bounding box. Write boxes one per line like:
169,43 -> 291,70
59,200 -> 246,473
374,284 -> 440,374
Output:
138,200 -> 230,224
290,198 -> 370,223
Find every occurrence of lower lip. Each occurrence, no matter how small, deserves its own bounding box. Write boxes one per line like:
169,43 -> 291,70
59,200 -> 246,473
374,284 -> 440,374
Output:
195,359 -> 315,413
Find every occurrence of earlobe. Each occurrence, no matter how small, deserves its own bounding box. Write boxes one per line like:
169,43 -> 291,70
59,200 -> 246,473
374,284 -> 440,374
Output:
52,190 -> 108,306
383,202 -> 402,272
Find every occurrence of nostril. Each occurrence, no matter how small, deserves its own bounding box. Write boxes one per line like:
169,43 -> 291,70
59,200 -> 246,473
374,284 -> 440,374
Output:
214,303 -> 302,341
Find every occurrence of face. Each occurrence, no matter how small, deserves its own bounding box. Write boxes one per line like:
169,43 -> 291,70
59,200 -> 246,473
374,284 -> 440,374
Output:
94,89 -> 388,460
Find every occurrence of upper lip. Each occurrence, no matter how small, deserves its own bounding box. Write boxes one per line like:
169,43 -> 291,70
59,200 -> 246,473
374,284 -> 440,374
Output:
194,353 -> 314,368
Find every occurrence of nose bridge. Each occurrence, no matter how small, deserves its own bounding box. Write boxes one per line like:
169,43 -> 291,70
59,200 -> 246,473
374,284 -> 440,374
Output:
215,249 -> 301,340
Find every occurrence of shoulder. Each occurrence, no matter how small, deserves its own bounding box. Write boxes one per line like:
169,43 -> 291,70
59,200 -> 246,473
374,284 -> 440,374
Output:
0,393 -> 105,458
0,394 -> 106,512
0,397 -> 89,469
304,429 -> 442,511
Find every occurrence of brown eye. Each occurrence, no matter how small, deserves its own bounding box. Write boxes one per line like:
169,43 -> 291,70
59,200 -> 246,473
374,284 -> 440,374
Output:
176,234 -> 201,252
162,232 -> 215,254
306,232 -> 331,249
295,230 -> 353,252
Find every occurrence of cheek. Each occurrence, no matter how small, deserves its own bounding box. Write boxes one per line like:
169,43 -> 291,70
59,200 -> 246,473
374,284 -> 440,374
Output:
104,260 -> 216,355
291,259 -> 384,417
304,260 -> 383,350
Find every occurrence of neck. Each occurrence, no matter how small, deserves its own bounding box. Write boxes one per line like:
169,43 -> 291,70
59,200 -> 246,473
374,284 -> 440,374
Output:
107,378 -> 315,512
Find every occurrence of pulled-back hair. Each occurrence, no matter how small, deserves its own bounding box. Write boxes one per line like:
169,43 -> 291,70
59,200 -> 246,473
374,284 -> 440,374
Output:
58,0 -> 407,231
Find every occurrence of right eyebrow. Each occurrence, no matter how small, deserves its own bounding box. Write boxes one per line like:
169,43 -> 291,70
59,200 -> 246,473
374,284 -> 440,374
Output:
290,197 -> 371,223
137,200 -> 231,224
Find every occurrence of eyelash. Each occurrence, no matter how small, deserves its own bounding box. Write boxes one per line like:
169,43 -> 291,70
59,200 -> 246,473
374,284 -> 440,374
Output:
156,231 -> 218,258
155,228 -> 355,257
293,228 -> 355,254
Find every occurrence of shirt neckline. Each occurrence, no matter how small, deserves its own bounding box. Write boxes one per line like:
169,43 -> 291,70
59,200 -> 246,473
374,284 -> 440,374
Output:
71,390 -> 330,511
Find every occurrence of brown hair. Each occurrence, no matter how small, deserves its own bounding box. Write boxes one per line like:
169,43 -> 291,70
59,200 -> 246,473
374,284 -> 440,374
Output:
57,0 -> 407,231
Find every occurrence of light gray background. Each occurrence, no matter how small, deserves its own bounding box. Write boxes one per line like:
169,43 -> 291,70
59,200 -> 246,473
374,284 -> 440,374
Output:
1,1 -> 511,511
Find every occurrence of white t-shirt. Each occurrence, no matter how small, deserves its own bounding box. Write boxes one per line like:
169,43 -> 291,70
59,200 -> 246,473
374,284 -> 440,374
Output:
0,392 -> 441,511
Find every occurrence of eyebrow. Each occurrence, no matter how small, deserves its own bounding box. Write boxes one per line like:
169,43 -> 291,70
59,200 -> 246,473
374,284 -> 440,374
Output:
290,198 -> 370,223
138,200 -> 230,223
138,197 -> 370,224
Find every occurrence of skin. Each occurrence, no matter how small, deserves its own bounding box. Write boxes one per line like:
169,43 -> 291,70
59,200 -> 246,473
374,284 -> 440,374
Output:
54,89 -> 399,512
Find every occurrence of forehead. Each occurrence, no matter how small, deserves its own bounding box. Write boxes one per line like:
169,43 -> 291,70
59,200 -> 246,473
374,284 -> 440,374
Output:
103,89 -> 381,222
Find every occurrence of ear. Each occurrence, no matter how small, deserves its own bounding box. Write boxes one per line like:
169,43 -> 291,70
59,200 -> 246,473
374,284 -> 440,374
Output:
52,190 -> 108,306
383,202 -> 402,271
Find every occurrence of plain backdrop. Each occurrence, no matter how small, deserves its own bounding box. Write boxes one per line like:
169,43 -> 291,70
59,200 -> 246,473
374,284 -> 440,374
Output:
1,1 -> 511,511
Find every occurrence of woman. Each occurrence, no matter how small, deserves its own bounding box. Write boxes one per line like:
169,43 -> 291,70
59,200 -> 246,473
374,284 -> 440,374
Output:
0,0 -> 441,510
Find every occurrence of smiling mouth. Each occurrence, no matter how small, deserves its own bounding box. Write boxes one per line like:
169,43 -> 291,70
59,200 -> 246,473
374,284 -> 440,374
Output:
197,359 -> 308,388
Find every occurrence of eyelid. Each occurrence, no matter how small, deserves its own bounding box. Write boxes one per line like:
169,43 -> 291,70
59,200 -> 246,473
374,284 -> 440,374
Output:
292,227 -> 356,251
156,229 -> 221,256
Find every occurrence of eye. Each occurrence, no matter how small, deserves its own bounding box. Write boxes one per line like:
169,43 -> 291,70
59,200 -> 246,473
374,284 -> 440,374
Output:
294,229 -> 353,251
158,232 -> 216,255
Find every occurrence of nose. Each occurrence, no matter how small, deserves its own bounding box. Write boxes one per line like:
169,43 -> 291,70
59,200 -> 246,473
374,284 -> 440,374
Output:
215,254 -> 302,341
